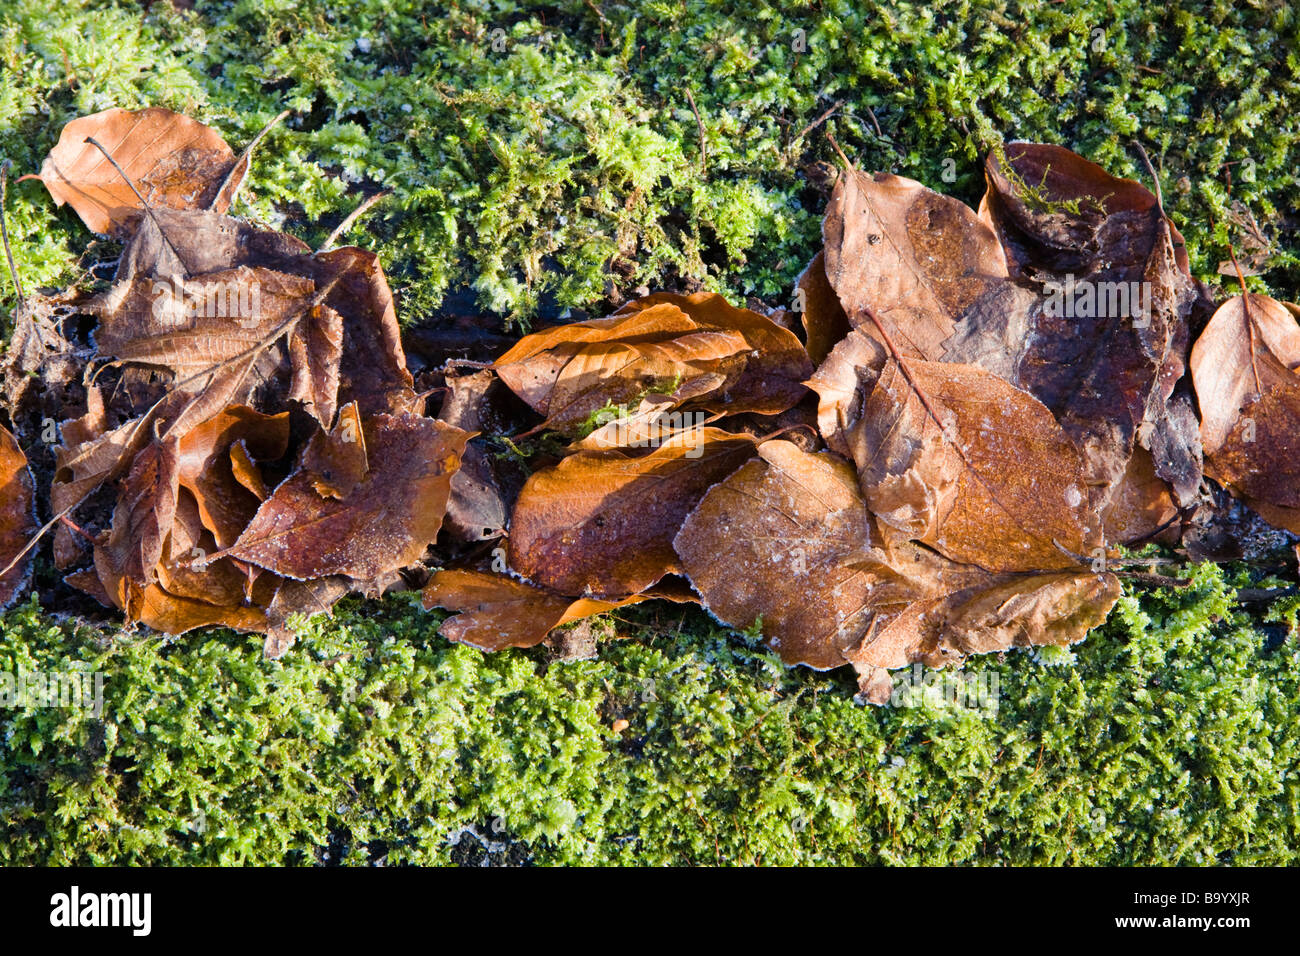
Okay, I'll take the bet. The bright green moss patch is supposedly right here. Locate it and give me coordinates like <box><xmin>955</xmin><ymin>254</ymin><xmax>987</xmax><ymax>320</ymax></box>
<box><xmin>2</xmin><ymin>563</ymin><xmax>1298</xmax><ymax>865</ymax></box>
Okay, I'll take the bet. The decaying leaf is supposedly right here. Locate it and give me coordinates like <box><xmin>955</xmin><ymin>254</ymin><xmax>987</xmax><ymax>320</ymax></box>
<box><xmin>1190</xmin><ymin>293</ymin><xmax>1300</xmax><ymax>533</ymax></box>
<box><xmin>495</xmin><ymin>292</ymin><xmax>810</xmax><ymax>432</ymax></box>
<box><xmin>422</xmin><ymin>568</ymin><xmax>657</xmax><ymax>651</ymax></box>
<box><xmin>508</xmin><ymin>427</ymin><xmax>756</xmax><ymax>597</ymax></box>
<box><xmin>810</xmin><ymin>330</ymin><xmax>1098</xmax><ymax>571</ymax></box>
<box><xmin>674</xmin><ymin>440</ymin><xmax>1120</xmax><ymax>695</ymax></box>
<box><xmin>227</xmin><ymin>413</ymin><xmax>469</xmax><ymax>580</ymax></box>
<box><xmin>0</xmin><ymin>424</ymin><xmax>36</xmax><ymax>607</ymax></box>
<box><xmin>27</xmin><ymin>107</ymin><xmax>242</xmax><ymax>235</ymax></box>
<box><xmin>810</xmin><ymin>143</ymin><xmax>1210</xmax><ymax>537</ymax></box>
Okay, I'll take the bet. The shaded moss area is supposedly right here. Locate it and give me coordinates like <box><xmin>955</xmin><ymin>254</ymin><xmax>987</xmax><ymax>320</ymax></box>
<box><xmin>2</xmin><ymin>563</ymin><xmax>1298</xmax><ymax>865</ymax></box>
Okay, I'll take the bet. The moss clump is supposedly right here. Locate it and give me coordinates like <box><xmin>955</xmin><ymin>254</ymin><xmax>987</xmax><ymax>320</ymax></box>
<box><xmin>2</xmin><ymin>562</ymin><xmax>1297</xmax><ymax>865</ymax></box>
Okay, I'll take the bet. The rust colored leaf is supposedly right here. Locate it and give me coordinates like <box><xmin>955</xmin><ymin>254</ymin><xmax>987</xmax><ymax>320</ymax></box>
<box><xmin>226</xmin><ymin>413</ymin><xmax>469</xmax><ymax>580</ymax></box>
<box><xmin>673</xmin><ymin>440</ymin><xmax>890</xmax><ymax>669</ymax></box>
<box><xmin>0</xmin><ymin>425</ymin><xmax>36</xmax><ymax>607</ymax></box>
<box><xmin>507</xmin><ymin>427</ymin><xmax>756</xmax><ymax>597</ymax></box>
<box><xmin>821</xmin><ymin>168</ymin><xmax>1015</xmax><ymax>362</ymax></box>
<box><xmin>794</xmin><ymin>249</ymin><xmax>851</xmax><ymax>364</ymax></box>
<box><xmin>1190</xmin><ymin>294</ymin><xmax>1300</xmax><ymax>533</ymax></box>
<box><xmin>422</xmin><ymin>569</ymin><xmax>657</xmax><ymax>651</ymax></box>
<box><xmin>810</xmin><ymin>331</ymin><xmax>1098</xmax><ymax>571</ymax></box>
<box><xmin>814</xmin><ymin>144</ymin><xmax>1210</xmax><ymax>526</ymax></box>
<box><xmin>29</xmin><ymin>107</ymin><xmax>241</xmax><ymax>235</ymax></box>
<box><xmin>176</xmin><ymin>405</ymin><xmax>290</xmax><ymax>548</ymax></box>
<box><xmin>979</xmin><ymin>143</ymin><xmax>1209</xmax><ymax>508</ymax></box>
<box><xmin>674</xmin><ymin>440</ymin><xmax>1120</xmax><ymax>681</ymax></box>
<box><xmin>495</xmin><ymin>292</ymin><xmax>810</xmax><ymax>432</ymax></box>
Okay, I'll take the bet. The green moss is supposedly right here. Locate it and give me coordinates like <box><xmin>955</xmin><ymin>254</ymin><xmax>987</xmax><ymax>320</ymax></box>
<box><xmin>2</xmin><ymin>563</ymin><xmax>1298</xmax><ymax>865</ymax></box>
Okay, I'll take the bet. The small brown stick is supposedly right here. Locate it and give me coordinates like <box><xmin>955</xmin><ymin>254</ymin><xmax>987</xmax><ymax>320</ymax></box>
<box><xmin>0</xmin><ymin>158</ymin><xmax>45</xmax><ymax>350</ymax></box>
<box><xmin>0</xmin><ymin>503</ymin><xmax>80</xmax><ymax>577</ymax></box>
<box><xmin>1</xmin><ymin>159</ymin><xmax>27</xmax><ymax>305</ymax></box>
<box><xmin>1114</xmin><ymin>570</ymin><xmax>1192</xmax><ymax>588</ymax></box>
<box><xmin>1234</xmin><ymin>586</ymin><xmax>1299</xmax><ymax>603</ymax></box>
<box><xmin>863</xmin><ymin>105</ymin><xmax>885</xmax><ymax>139</ymax></box>
<box><xmin>213</xmin><ymin>108</ymin><xmax>291</xmax><ymax>212</ymax></box>
<box><xmin>58</xmin><ymin>513</ymin><xmax>96</xmax><ymax>545</ymax></box>
<box><xmin>788</xmin><ymin>99</ymin><xmax>844</xmax><ymax>154</ymax></box>
<box><xmin>684</xmin><ymin>86</ymin><xmax>707</xmax><ymax>173</ymax></box>
<box><xmin>320</xmin><ymin>189</ymin><xmax>392</xmax><ymax>251</ymax></box>
<box><xmin>1131</xmin><ymin>141</ymin><xmax>1164</xmax><ymax>214</ymax></box>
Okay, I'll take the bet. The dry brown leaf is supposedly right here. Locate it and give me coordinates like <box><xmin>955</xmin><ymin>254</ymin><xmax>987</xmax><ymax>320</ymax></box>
<box><xmin>673</xmin><ymin>440</ymin><xmax>891</xmax><ymax>669</ymax></box>
<box><xmin>1190</xmin><ymin>293</ymin><xmax>1300</xmax><ymax>532</ymax></box>
<box><xmin>0</xmin><ymin>424</ymin><xmax>36</xmax><ymax>607</ymax></box>
<box><xmin>176</xmin><ymin>405</ymin><xmax>290</xmax><ymax>548</ymax></box>
<box><xmin>674</xmin><ymin>440</ymin><xmax>1120</xmax><ymax>682</ymax></box>
<box><xmin>979</xmin><ymin>143</ymin><xmax>1208</xmax><ymax>509</ymax></box>
<box><xmin>812</xmin><ymin>144</ymin><xmax>1209</xmax><ymax>532</ymax></box>
<box><xmin>226</xmin><ymin>413</ymin><xmax>469</xmax><ymax>580</ymax></box>
<box><xmin>29</xmin><ymin>107</ymin><xmax>241</xmax><ymax>235</ymax></box>
<box><xmin>507</xmin><ymin>426</ymin><xmax>756</xmax><ymax>597</ymax></box>
<box><xmin>810</xmin><ymin>331</ymin><xmax>1098</xmax><ymax>571</ymax></box>
<box><xmin>821</xmin><ymin>168</ymin><xmax>1015</xmax><ymax>362</ymax></box>
<box><xmin>495</xmin><ymin>292</ymin><xmax>810</xmax><ymax>432</ymax></box>
<box><xmin>422</xmin><ymin>568</ymin><xmax>658</xmax><ymax>651</ymax></box>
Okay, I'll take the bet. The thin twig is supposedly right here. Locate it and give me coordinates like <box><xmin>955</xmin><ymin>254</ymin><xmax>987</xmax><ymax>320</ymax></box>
<box><xmin>83</xmin><ymin>136</ymin><xmax>191</xmax><ymax>274</ymax></box>
<box><xmin>1114</xmin><ymin>570</ymin><xmax>1192</xmax><ymax>588</ymax></box>
<box><xmin>1234</xmin><ymin>586</ymin><xmax>1300</xmax><ymax>603</ymax></box>
<box><xmin>58</xmin><ymin>513</ymin><xmax>96</xmax><ymax>545</ymax></box>
<box><xmin>1</xmin><ymin>159</ymin><xmax>26</xmax><ymax>306</ymax></box>
<box><xmin>320</xmin><ymin>189</ymin><xmax>392</xmax><ymax>251</ymax></box>
<box><xmin>684</xmin><ymin>86</ymin><xmax>707</xmax><ymax>173</ymax></box>
<box><xmin>788</xmin><ymin>99</ymin><xmax>844</xmax><ymax>154</ymax></box>
<box><xmin>863</xmin><ymin>105</ymin><xmax>884</xmax><ymax>139</ymax></box>
<box><xmin>1131</xmin><ymin>141</ymin><xmax>1164</xmax><ymax>214</ymax></box>
<box><xmin>213</xmin><ymin>108</ymin><xmax>291</xmax><ymax>211</ymax></box>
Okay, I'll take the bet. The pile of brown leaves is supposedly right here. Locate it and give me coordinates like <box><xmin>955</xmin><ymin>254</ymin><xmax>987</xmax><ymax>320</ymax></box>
<box><xmin>2</xmin><ymin>108</ymin><xmax>1297</xmax><ymax>700</ymax></box>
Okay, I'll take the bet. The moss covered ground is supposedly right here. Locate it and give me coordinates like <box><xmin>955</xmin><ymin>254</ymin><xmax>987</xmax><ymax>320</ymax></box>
<box><xmin>2</xmin><ymin>0</ymin><xmax>1299</xmax><ymax>864</ymax></box>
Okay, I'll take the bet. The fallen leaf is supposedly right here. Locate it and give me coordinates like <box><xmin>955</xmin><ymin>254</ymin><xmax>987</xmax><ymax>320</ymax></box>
<box><xmin>508</xmin><ymin>426</ymin><xmax>756</xmax><ymax>597</ymax></box>
<box><xmin>0</xmin><ymin>425</ymin><xmax>36</xmax><ymax>607</ymax></box>
<box><xmin>810</xmin><ymin>331</ymin><xmax>1098</xmax><ymax>571</ymax></box>
<box><xmin>422</xmin><ymin>568</ymin><xmax>655</xmax><ymax>651</ymax></box>
<box><xmin>1190</xmin><ymin>293</ymin><xmax>1300</xmax><ymax>532</ymax></box>
<box><xmin>495</xmin><ymin>292</ymin><xmax>810</xmax><ymax>432</ymax></box>
<box><xmin>226</xmin><ymin>413</ymin><xmax>469</xmax><ymax>580</ymax></box>
<box><xmin>28</xmin><ymin>107</ymin><xmax>241</xmax><ymax>235</ymax></box>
